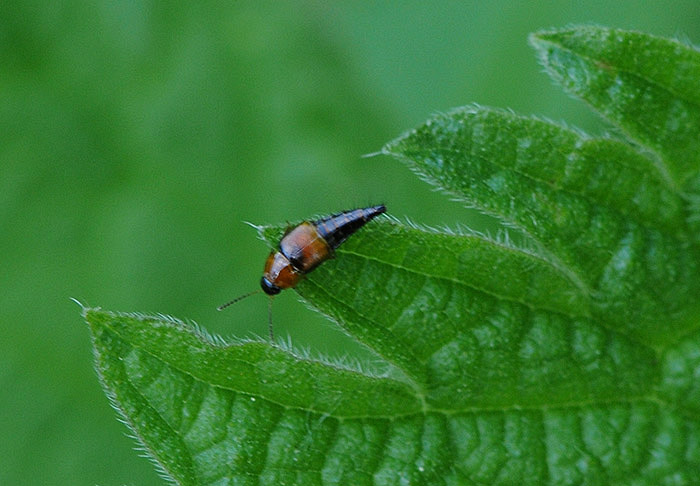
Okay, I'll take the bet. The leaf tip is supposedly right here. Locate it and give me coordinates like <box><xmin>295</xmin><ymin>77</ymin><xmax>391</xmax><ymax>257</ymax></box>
<box><xmin>528</xmin><ymin>24</ymin><xmax>611</xmax><ymax>55</ymax></box>
<box><xmin>361</xmin><ymin>150</ymin><xmax>383</xmax><ymax>159</ymax></box>
<box><xmin>380</xmin><ymin>139</ymin><xmax>398</xmax><ymax>157</ymax></box>
<box><xmin>528</xmin><ymin>27</ymin><xmax>568</xmax><ymax>63</ymax></box>
<box><xmin>70</xmin><ymin>297</ymin><xmax>85</xmax><ymax>310</ymax></box>
<box><xmin>527</xmin><ymin>29</ymin><xmax>546</xmax><ymax>47</ymax></box>
<box><xmin>528</xmin><ymin>26</ymin><xmax>564</xmax><ymax>46</ymax></box>
<box><xmin>71</xmin><ymin>297</ymin><xmax>96</xmax><ymax>320</ymax></box>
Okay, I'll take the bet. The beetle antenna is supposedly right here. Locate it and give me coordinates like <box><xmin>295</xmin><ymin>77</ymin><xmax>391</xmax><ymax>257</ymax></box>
<box><xmin>217</xmin><ymin>289</ymin><xmax>261</xmax><ymax>311</ymax></box>
<box><xmin>268</xmin><ymin>297</ymin><xmax>275</xmax><ymax>342</ymax></box>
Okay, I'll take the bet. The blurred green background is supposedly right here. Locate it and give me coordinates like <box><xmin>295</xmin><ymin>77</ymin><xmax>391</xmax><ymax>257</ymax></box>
<box><xmin>2</xmin><ymin>1</ymin><xmax>699</xmax><ymax>484</ymax></box>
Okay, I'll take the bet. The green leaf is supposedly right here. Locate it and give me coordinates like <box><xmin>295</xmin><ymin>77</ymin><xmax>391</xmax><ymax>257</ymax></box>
<box><xmin>86</xmin><ymin>307</ymin><xmax>421</xmax><ymax>485</ymax></box>
<box><xmin>382</xmin><ymin>105</ymin><xmax>700</xmax><ymax>345</ymax></box>
<box><xmin>87</xmin><ymin>26</ymin><xmax>700</xmax><ymax>485</ymax></box>
<box><xmin>529</xmin><ymin>26</ymin><xmax>700</xmax><ymax>189</ymax></box>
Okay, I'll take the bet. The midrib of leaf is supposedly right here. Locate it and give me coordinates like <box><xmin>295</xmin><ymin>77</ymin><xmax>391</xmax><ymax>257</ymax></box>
<box><xmin>434</xmin><ymin>140</ymin><xmax>680</xmax><ymax>235</ymax></box>
<box><xmin>340</xmin><ymin>239</ymin><xmax>590</xmax><ymax>320</ymax></box>
<box><xmin>330</xmin><ymin>247</ymin><xmax>654</xmax><ymax>363</ymax></box>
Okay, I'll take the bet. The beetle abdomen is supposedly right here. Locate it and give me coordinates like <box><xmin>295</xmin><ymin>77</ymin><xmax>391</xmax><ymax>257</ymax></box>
<box><xmin>313</xmin><ymin>204</ymin><xmax>386</xmax><ymax>250</ymax></box>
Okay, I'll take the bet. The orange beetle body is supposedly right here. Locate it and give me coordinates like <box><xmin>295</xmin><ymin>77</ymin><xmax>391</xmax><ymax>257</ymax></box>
<box><xmin>260</xmin><ymin>205</ymin><xmax>386</xmax><ymax>295</ymax></box>
<box><xmin>218</xmin><ymin>205</ymin><xmax>386</xmax><ymax>340</ymax></box>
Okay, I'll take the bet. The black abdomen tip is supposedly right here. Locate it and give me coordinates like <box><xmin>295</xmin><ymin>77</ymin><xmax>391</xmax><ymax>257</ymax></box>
<box><xmin>314</xmin><ymin>205</ymin><xmax>387</xmax><ymax>250</ymax></box>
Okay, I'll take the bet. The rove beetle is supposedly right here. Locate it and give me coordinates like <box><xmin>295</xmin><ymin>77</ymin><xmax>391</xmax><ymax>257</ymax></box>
<box><xmin>218</xmin><ymin>204</ymin><xmax>386</xmax><ymax>340</ymax></box>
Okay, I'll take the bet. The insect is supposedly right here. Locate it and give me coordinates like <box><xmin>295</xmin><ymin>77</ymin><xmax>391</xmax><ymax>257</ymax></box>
<box><xmin>218</xmin><ymin>204</ymin><xmax>386</xmax><ymax>340</ymax></box>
